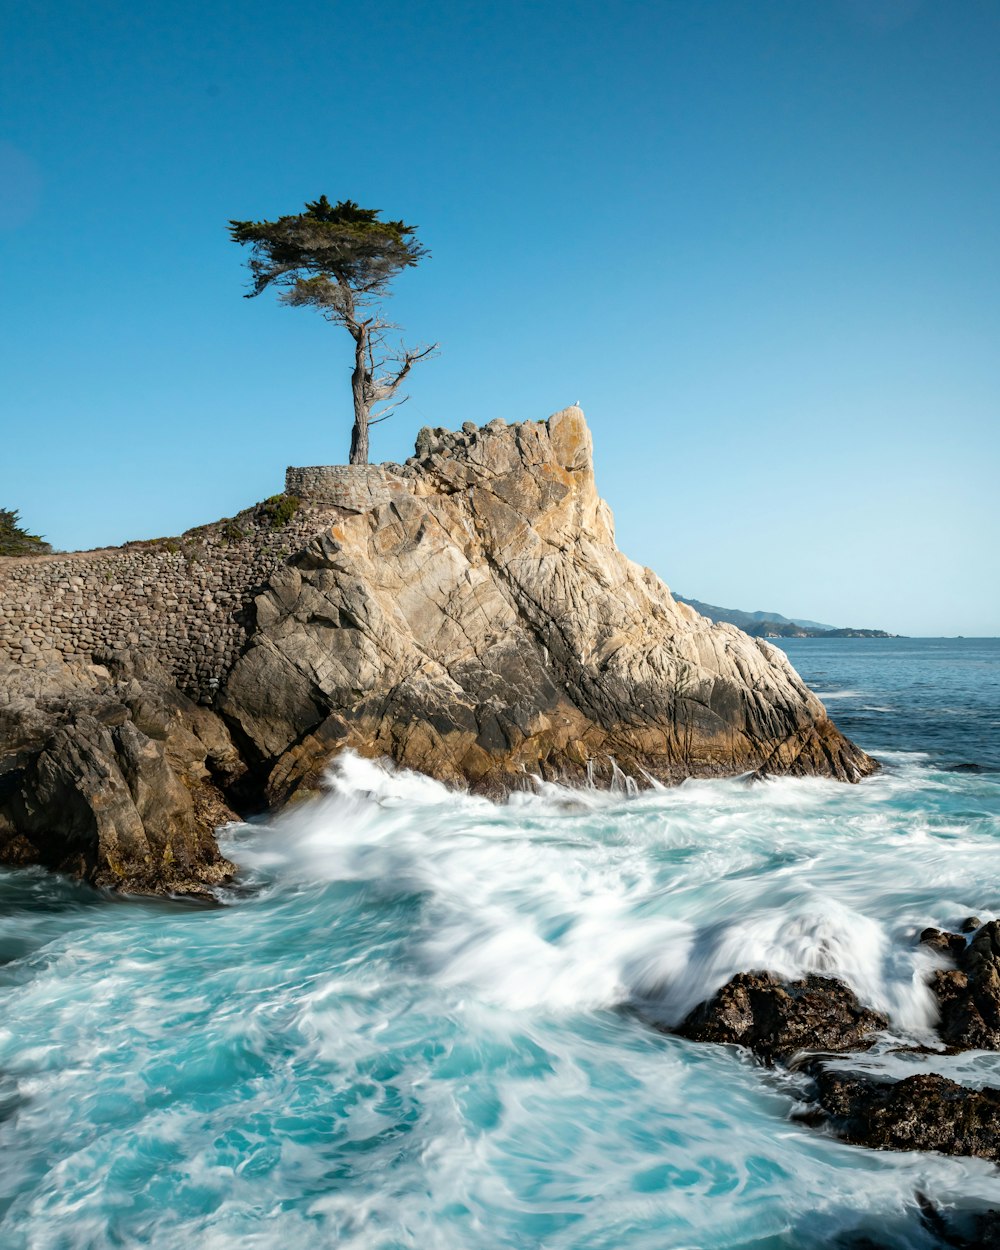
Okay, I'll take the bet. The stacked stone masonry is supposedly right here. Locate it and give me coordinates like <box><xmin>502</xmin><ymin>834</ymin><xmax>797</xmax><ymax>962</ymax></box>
<box><xmin>2</xmin><ymin>434</ymin><xmax>499</xmax><ymax>700</ymax></box>
<box><xmin>0</xmin><ymin>498</ymin><xmax>348</xmax><ymax>702</ymax></box>
<box><xmin>285</xmin><ymin>464</ymin><xmax>415</xmax><ymax>511</ymax></box>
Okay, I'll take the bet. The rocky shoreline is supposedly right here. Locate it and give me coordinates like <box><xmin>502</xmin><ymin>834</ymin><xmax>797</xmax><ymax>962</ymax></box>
<box><xmin>1</xmin><ymin>408</ymin><xmax>876</xmax><ymax>895</ymax></box>
<box><xmin>654</xmin><ymin>919</ymin><xmax>1000</xmax><ymax>1174</ymax></box>
<box><xmin>2</xmin><ymin>418</ymin><xmax>997</xmax><ymax>1220</ymax></box>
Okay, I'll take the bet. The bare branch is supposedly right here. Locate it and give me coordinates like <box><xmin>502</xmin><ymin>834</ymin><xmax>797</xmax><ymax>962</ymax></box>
<box><xmin>361</xmin><ymin>340</ymin><xmax>433</xmax><ymax>402</ymax></box>
<box><xmin>369</xmin><ymin>396</ymin><xmax>411</xmax><ymax>424</ymax></box>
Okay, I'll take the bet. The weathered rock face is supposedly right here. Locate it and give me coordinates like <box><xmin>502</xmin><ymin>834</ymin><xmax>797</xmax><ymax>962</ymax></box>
<box><xmin>220</xmin><ymin>408</ymin><xmax>877</xmax><ymax>801</ymax></box>
<box><xmin>674</xmin><ymin>971</ymin><xmax>889</xmax><ymax>1064</ymax></box>
<box><xmin>0</xmin><ymin>653</ymin><xmax>238</xmax><ymax>895</ymax></box>
<box><xmin>0</xmin><ymin>406</ymin><xmax>875</xmax><ymax>892</ymax></box>
<box><xmin>922</xmin><ymin>920</ymin><xmax>1000</xmax><ymax>1050</ymax></box>
<box><xmin>670</xmin><ymin>918</ymin><xmax>1000</xmax><ymax>1169</ymax></box>
<box><xmin>809</xmin><ymin>1068</ymin><xmax>1000</xmax><ymax>1164</ymax></box>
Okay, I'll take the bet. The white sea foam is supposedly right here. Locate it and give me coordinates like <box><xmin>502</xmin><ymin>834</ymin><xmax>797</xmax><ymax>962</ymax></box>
<box><xmin>228</xmin><ymin>753</ymin><xmax>997</xmax><ymax>1038</ymax></box>
<box><xmin>4</xmin><ymin>748</ymin><xmax>1000</xmax><ymax>1249</ymax></box>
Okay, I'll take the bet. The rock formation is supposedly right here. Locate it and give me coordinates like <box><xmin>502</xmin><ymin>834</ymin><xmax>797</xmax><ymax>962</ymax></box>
<box><xmin>1</xmin><ymin>406</ymin><xmax>877</xmax><ymax>893</ymax></box>
<box><xmin>922</xmin><ymin>920</ymin><xmax>1000</xmax><ymax>1050</ymax></box>
<box><xmin>670</xmin><ymin>917</ymin><xmax>1000</xmax><ymax>1168</ymax></box>
<box><xmin>0</xmin><ymin>652</ymin><xmax>239</xmax><ymax>895</ymax></box>
<box><xmin>808</xmin><ymin>1068</ymin><xmax>1000</xmax><ymax>1164</ymax></box>
<box><xmin>220</xmin><ymin>407</ymin><xmax>877</xmax><ymax>803</ymax></box>
<box><xmin>674</xmin><ymin>971</ymin><xmax>889</xmax><ymax>1064</ymax></box>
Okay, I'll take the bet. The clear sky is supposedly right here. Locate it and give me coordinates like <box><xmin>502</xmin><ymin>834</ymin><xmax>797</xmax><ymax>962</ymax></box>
<box><xmin>2</xmin><ymin>0</ymin><xmax>998</xmax><ymax>635</ymax></box>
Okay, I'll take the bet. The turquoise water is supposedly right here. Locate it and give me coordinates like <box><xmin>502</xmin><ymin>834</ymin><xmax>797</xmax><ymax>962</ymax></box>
<box><xmin>2</xmin><ymin>639</ymin><xmax>999</xmax><ymax>1249</ymax></box>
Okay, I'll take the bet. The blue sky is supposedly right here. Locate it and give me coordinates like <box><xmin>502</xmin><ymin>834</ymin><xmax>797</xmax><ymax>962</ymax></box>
<box><xmin>2</xmin><ymin>0</ymin><xmax>998</xmax><ymax>635</ymax></box>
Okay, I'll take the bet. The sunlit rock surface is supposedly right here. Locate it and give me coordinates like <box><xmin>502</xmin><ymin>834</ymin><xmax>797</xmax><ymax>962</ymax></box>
<box><xmin>222</xmin><ymin>407</ymin><xmax>876</xmax><ymax>802</ymax></box>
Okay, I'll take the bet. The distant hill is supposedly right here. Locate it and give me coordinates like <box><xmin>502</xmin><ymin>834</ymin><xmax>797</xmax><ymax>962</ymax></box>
<box><xmin>675</xmin><ymin>596</ymin><xmax>898</xmax><ymax>639</ymax></box>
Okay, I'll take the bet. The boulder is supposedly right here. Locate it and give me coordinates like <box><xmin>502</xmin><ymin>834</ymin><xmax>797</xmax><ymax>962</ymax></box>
<box><xmin>674</xmin><ymin>971</ymin><xmax>888</xmax><ymax>1063</ymax></box>
<box><xmin>922</xmin><ymin>920</ymin><xmax>1000</xmax><ymax>1050</ymax></box>
<box><xmin>809</xmin><ymin>1068</ymin><xmax>1000</xmax><ymax>1164</ymax></box>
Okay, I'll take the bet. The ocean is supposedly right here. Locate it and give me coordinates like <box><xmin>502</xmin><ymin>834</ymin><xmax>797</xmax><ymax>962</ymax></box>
<box><xmin>1</xmin><ymin>637</ymin><xmax>998</xmax><ymax>1249</ymax></box>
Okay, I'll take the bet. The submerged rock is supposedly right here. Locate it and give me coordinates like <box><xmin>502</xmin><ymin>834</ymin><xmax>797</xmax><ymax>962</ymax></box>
<box><xmin>914</xmin><ymin>1194</ymin><xmax>1000</xmax><ymax>1250</ymax></box>
<box><xmin>0</xmin><ymin>653</ymin><xmax>237</xmax><ymax>895</ymax></box>
<box><xmin>674</xmin><ymin>971</ymin><xmax>889</xmax><ymax>1063</ymax></box>
<box><xmin>220</xmin><ymin>407</ymin><xmax>877</xmax><ymax>802</ymax></box>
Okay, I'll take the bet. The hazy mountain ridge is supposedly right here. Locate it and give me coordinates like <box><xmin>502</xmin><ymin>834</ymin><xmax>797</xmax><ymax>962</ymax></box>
<box><xmin>676</xmin><ymin>596</ymin><xmax>898</xmax><ymax>639</ymax></box>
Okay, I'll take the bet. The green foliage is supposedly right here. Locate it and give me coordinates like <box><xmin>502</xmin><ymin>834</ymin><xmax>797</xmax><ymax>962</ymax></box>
<box><xmin>230</xmin><ymin>195</ymin><xmax>436</xmax><ymax>465</ymax></box>
<box><xmin>123</xmin><ymin>536</ymin><xmax>174</xmax><ymax>550</ymax></box>
<box><xmin>262</xmin><ymin>494</ymin><xmax>300</xmax><ymax>529</ymax></box>
<box><xmin>221</xmin><ymin>518</ymin><xmax>245</xmax><ymax>544</ymax></box>
<box><xmin>229</xmin><ymin>196</ymin><xmax>427</xmax><ymax>307</ymax></box>
<box><xmin>0</xmin><ymin>508</ymin><xmax>52</xmax><ymax>557</ymax></box>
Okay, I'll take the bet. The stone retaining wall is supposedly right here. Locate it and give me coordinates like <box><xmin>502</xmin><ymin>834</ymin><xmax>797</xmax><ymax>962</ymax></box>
<box><xmin>0</xmin><ymin>499</ymin><xmax>343</xmax><ymax>701</ymax></box>
<box><xmin>285</xmin><ymin>464</ymin><xmax>415</xmax><ymax>511</ymax></box>
<box><xmin>1</xmin><ymin>457</ymin><xmax>453</xmax><ymax>701</ymax></box>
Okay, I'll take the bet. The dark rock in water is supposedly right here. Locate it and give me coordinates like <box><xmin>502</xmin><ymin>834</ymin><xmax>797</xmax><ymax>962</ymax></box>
<box><xmin>919</xmin><ymin>926</ymin><xmax>967</xmax><ymax>959</ymax></box>
<box><xmin>961</xmin><ymin>916</ymin><xmax>983</xmax><ymax>934</ymax></box>
<box><xmin>0</xmin><ymin>653</ymin><xmax>238</xmax><ymax>896</ymax></box>
<box><xmin>800</xmin><ymin>1199</ymin><xmax>1000</xmax><ymax>1250</ymax></box>
<box><xmin>810</xmin><ymin>1067</ymin><xmax>1000</xmax><ymax>1164</ymax></box>
<box><xmin>915</xmin><ymin>1194</ymin><xmax>1000</xmax><ymax>1250</ymax></box>
<box><xmin>667</xmin><ymin>937</ymin><xmax>1000</xmax><ymax>1174</ymax></box>
<box><xmin>675</xmin><ymin>971</ymin><xmax>888</xmax><ymax>1063</ymax></box>
<box><xmin>925</xmin><ymin>920</ymin><xmax>1000</xmax><ymax>1050</ymax></box>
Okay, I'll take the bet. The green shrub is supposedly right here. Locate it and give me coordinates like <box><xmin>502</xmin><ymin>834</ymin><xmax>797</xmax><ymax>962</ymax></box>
<box><xmin>0</xmin><ymin>508</ymin><xmax>52</xmax><ymax>556</ymax></box>
<box><xmin>262</xmin><ymin>494</ymin><xmax>300</xmax><ymax>529</ymax></box>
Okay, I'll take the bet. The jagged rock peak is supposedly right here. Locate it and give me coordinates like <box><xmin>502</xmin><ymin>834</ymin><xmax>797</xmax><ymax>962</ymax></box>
<box><xmin>405</xmin><ymin>406</ymin><xmax>590</xmax><ymax>469</ymax></box>
<box><xmin>221</xmin><ymin>405</ymin><xmax>877</xmax><ymax>802</ymax></box>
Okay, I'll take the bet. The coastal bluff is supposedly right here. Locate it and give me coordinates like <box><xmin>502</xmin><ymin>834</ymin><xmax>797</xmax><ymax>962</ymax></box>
<box><xmin>222</xmin><ymin>407</ymin><xmax>876</xmax><ymax>801</ymax></box>
<box><xmin>1</xmin><ymin>407</ymin><xmax>876</xmax><ymax>893</ymax></box>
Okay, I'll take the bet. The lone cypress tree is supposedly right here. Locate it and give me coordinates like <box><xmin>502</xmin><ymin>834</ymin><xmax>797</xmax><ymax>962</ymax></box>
<box><xmin>229</xmin><ymin>197</ymin><xmax>437</xmax><ymax>464</ymax></box>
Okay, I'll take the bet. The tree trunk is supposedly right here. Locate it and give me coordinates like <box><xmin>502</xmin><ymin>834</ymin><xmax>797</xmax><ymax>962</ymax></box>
<box><xmin>349</xmin><ymin>327</ymin><xmax>369</xmax><ymax>465</ymax></box>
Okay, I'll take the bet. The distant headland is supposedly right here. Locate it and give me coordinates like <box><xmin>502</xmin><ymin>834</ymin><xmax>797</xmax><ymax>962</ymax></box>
<box><xmin>675</xmin><ymin>596</ymin><xmax>902</xmax><ymax>639</ymax></box>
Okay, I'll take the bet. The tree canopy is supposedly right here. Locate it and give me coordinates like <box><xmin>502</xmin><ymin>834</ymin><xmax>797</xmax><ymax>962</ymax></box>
<box><xmin>0</xmin><ymin>508</ymin><xmax>52</xmax><ymax>557</ymax></box>
<box><xmin>229</xmin><ymin>196</ymin><xmax>427</xmax><ymax>304</ymax></box>
<box><xmin>229</xmin><ymin>196</ymin><xmax>436</xmax><ymax>464</ymax></box>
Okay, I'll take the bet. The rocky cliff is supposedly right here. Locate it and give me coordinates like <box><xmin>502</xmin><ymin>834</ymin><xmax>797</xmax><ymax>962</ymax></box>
<box><xmin>0</xmin><ymin>406</ymin><xmax>876</xmax><ymax>894</ymax></box>
<box><xmin>221</xmin><ymin>407</ymin><xmax>876</xmax><ymax>804</ymax></box>
<box><xmin>0</xmin><ymin>652</ymin><xmax>239</xmax><ymax>895</ymax></box>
